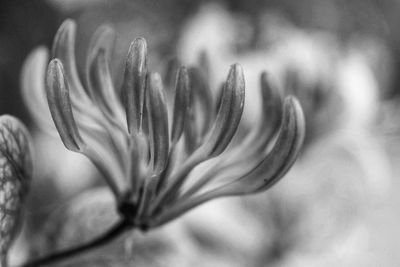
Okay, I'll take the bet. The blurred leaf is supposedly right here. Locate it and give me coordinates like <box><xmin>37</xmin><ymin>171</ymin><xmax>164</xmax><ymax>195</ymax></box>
<box><xmin>0</xmin><ymin>115</ymin><xmax>32</xmax><ymax>266</ymax></box>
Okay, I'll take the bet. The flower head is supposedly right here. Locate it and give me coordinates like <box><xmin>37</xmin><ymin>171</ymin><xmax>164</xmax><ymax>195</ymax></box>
<box><xmin>24</xmin><ymin>19</ymin><xmax>305</xmax><ymax>230</ymax></box>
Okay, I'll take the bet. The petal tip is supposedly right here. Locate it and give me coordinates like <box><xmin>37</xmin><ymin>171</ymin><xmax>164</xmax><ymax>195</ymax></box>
<box><xmin>130</xmin><ymin>37</ymin><xmax>148</xmax><ymax>56</ymax></box>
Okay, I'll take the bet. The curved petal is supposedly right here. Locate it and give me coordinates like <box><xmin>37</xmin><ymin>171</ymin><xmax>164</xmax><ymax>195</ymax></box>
<box><xmin>52</xmin><ymin>20</ymin><xmax>112</xmax><ymax>137</ymax></box>
<box><xmin>201</xmin><ymin>96</ymin><xmax>305</xmax><ymax>196</ymax></box>
<box><xmin>89</xmin><ymin>48</ymin><xmax>126</xmax><ymax>129</ymax></box>
<box><xmin>188</xmin><ymin>67</ymin><xmax>214</xmax><ymax>138</ymax></box>
<box><xmin>179</xmin><ymin>72</ymin><xmax>284</xmax><ymax>197</ymax></box>
<box><xmin>146</xmin><ymin>73</ymin><xmax>169</xmax><ymax>175</ymax></box>
<box><xmin>171</xmin><ymin>67</ymin><xmax>190</xmax><ymax>144</ymax></box>
<box><xmin>46</xmin><ymin>59</ymin><xmax>83</xmax><ymax>152</ymax></box>
<box><xmin>122</xmin><ymin>38</ymin><xmax>147</xmax><ymax>134</ymax></box>
<box><xmin>183</xmin><ymin>99</ymin><xmax>199</xmax><ymax>154</ymax></box>
<box><xmin>149</xmin><ymin>64</ymin><xmax>245</xmax><ymax>213</ymax></box>
<box><xmin>21</xmin><ymin>47</ymin><xmax>54</xmax><ymax>132</ymax></box>
<box><xmin>47</xmin><ymin>59</ymin><xmax>126</xmax><ymax>199</ymax></box>
<box><xmin>164</xmin><ymin>57</ymin><xmax>180</xmax><ymax>90</ymax></box>
<box><xmin>150</xmin><ymin>97</ymin><xmax>305</xmax><ymax>227</ymax></box>
<box><xmin>196</xmin><ymin>63</ymin><xmax>245</xmax><ymax>158</ymax></box>
<box><xmin>85</xmin><ymin>24</ymin><xmax>116</xmax><ymax>97</ymax></box>
<box><xmin>252</xmin><ymin>71</ymin><xmax>283</xmax><ymax>153</ymax></box>
<box><xmin>52</xmin><ymin>19</ymin><xmax>90</xmax><ymax>101</ymax></box>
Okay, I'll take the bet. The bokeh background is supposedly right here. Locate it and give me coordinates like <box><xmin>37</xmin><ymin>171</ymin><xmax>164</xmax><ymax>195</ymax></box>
<box><xmin>3</xmin><ymin>0</ymin><xmax>400</xmax><ymax>266</ymax></box>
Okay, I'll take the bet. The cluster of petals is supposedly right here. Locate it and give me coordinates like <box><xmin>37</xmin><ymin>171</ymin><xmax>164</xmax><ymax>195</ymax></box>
<box><xmin>22</xmin><ymin>19</ymin><xmax>305</xmax><ymax>230</ymax></box>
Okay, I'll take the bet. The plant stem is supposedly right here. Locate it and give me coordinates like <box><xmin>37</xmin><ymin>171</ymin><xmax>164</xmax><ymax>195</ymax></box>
<box><xmin>17</xmin><ymin>220</ymin><xmax>132</xmax><ymax>267</ymax></box>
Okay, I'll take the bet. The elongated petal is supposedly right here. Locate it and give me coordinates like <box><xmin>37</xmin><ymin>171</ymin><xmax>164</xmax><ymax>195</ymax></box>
<box><xmin>198</xmin><ymin>64</ymin><xmax>245</xmax><ymax>157</ymax></box>
<box><xmin>183</xmin><ymin>99</ymin><xmax>199</xmax><ymax>154</ymax></box>
<box><xmin>257</xmin><ymin>72</ymin><xmax>283</xmax><ymax>145</ymax></box>
<box><xmin>192</xmin><ymin>97</ymin><xmax>303</xmax><ymax>197</ymax></box>
<box><xmin>212</xmin><ymin>64</ymin><xmax>245</xmax><ymax>155</ymax></box>
<box><xmin>171</xmin><ymin>67</ymin><xmax>190</xmax><ymax>144</ymax></box>
<box><xmin>150</xmin><ymin>65</ymin><xmax>245</xmax><ymax>212</ymax></box>
<box><xmin>85</xmin><ymin>24</ymin><xmax>116</xmax><ymax>98</ymax></box>
<box><xmin>250</xmin><ymin>97</ymin><xmax>305</xmax><ymax>189</ymax></box>
<box><xmin>51</xmin><ymin>19</ymin><xmax>88</xmax><ymax>100</ymax></box>
<box><xmin>164</xmin><ymin>57</ymin><xmax>180</xmax><ymax>90</ymax></box>
<box><xmin>46</xmin><ymin>59</ymin><xmax>83</xmax><ymax>152</ymax></box>
<box><xmin>127</xmin><ymin>134</ymin><xmax>149</xmax><ymax>204</ymax></box>
<box><xmin>146</xmin><ymin>73</ymin><xmax>169</xmax><ymax>175</ymax></box>
<box><xmin>89</xmin><ymin>49</ymin><xmax>115</xmax><ymax>114</ymax></box>
<box><xmin>151</xmin><ymin>97</ymin><xmax>304</xmax><ymax>227</ymax></box>
<box><xmin>180</xmin><ymin>67</ymin><xmax>214</xmax><ymax>154</ymax></box>
<box><xmin>188</xmin><ymin>67</ymin><xmax>214</xmax><ymax>136</ymax></box>
<box><xmin>235</xmin><ymin>71</ymin><xmax>283</xmax><ymax>157</ymax></box>
<box><xmin>179</xmin><ymin>72</ymin><xmax>284</xmax><ymax>198</ymax></box>
<box><xmin>139</xmin><ymin>74</ymin><xmax>170</xmax><ymax>217</ymax></box>
<box><xmin>52</xmin><ymin>20</ymin><xmax>119</xmax><ymax>138</ymax></box>
<box><xmin>212</xmin><ymin>96</ymin><xmax>305</xmax><ymax>195</ymax></box>
<box><xmin>153</xmin><ymin>68</ymin><xmax>190</xmax><ymax>199</ymax></box>
<box><xmin>86</xmin><ymin>49</ymin><xmax>129</xmax><ymax>175</ymax></box>
<box><xmin>122</xmin><ymin>38</ymin><xmax>147</xmax><ymax>134</ymax></box>
<box><xmin>214</xmin><ymin>82</ymin><xmax>225</xmax><ymax>115</ymax></box>
<box><xmin>88</xmin><ymin>25</ymin><xmax>116</xmax><ymax>58</ymax></box>
<box><xmin>89</xmin><ymin>48</ymin><xmax>125</xmax><ymax>123</ymax></box>
<box><xmin>21</xmin><ymin>47</ymin><xmax>53</xmax><ymax>131</ymax></box>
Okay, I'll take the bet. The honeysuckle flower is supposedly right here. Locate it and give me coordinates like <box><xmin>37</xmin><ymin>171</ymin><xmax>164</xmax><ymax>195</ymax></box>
<box><xmin>24</xmin><ymin>19</ymin><xmax>305</xmax><ymax>232</ymax></box>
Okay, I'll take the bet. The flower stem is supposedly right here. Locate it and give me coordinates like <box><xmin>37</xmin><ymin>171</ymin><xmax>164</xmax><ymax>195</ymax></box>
<box><xmin>16</xmin><ymin>219</ymin><xmax>132</xmax><ymax>267</ymax></box>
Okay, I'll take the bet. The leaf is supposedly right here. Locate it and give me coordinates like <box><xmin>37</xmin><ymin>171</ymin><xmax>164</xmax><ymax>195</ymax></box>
<box><xmin>0</xmin><ymin>115</ymin><xmax>33</xmax><ymax>266</ymax></box>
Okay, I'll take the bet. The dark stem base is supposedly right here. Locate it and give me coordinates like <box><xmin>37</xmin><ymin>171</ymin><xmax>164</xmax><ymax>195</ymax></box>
<box><xmin>16</xmin><ymin>220</ymin><xmax>132</xmax><ymax>267</ymax></box>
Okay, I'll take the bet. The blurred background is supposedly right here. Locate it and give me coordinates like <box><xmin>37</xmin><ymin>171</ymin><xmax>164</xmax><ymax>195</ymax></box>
<box><xmin>3</xmin><ymin>0</ymin><xmax>400</xmax><ymax>266</ymax></box>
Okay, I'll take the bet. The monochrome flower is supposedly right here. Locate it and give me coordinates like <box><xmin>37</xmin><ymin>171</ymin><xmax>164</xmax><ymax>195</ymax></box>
<box><xmin>23</xmin><ymin>19</ymin><xmax>305</xmax><ymax>231</ymax></box>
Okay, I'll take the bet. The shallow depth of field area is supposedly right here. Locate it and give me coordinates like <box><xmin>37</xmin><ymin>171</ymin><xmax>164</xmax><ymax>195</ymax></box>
<box><xmin>2</xmin><ymin>1</ymin><xmax>400</xmax><ymax>266</ymax></box>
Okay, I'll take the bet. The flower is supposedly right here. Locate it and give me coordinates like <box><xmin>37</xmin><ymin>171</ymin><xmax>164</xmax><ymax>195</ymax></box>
<box><xmin>25</xmin><ymin>19</ymin><xmax>305</xmax><ymax>231</ymax></box>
